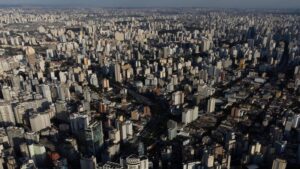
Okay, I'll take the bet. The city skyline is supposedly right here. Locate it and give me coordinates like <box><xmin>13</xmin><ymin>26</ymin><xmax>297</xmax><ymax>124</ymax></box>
<box><xmin>0</xmin><ymin>2</ymin><xmax>299</xmax><ymax>169</ymax></box>
<box><xmin>0</xmin><ymin>0</ymin><xmax>300</xmax><ymax>9</ymax></box>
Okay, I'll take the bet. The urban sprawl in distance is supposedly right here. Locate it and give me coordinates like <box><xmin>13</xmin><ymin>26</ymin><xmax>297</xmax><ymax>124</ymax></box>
<box><xmin>0</xmin><ymin>7</ymin><xmax>299</xmax><ymax>169</ymax></box>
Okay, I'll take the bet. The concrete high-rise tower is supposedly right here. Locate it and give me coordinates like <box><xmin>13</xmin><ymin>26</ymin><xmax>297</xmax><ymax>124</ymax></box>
<box><xmin>207</xmin><ymin>98</ymin><xmax>216</xmax><ymax>113</ymax></box>
<box><xmin>114</xmin><ymin>63</ymin><xmax>123</xmax><ymax>83</ymax></box>
<box><xmin>272</xmin><ymin>158</ymin><xmax>287</xmax><ymax>169</ymax></box>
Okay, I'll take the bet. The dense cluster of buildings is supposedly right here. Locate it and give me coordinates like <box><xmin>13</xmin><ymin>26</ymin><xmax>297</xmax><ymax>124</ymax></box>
<box><xmin>0</xmin><ymin>7</ymin><xmax>299</xmax><ymax>169</ymax></box>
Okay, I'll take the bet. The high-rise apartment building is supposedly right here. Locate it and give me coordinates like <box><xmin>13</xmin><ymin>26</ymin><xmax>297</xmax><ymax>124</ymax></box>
<box><xmin>207</xmin><ymin>98</ymin><xmax>216</xmax><ymax>113</ymax></box>
<box><xmin>114</xmin><ymin>63</ymin><xmax>123</xmax><ymax>83</ymax></box>
<box><xmin>272</xmin><ymin>158</ymin><xmax>287</xmax><ymax>169</ymax></box>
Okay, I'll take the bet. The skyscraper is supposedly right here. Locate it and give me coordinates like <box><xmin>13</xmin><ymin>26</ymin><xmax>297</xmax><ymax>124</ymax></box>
<box><xmin>70</xmin><ymin>113</ymin><xmax>89</xmax><ymax>134</ymax></box>
<box><xmin>1</xmin><ymin>86</ymin><xmax>11</xmax><ymax>101</ymax></box>
<box><xmin>172</xmin><ymin>91</ymin><xmax>185</xmax><ymax>105</ymax></box>
<box><xmin>114</xmin><ymin>63</ymin><xmax>123</xmax><ymax>83</ymax></box>
<box><xmin>84</xmin><ymin>121</ymin><xmax>104</xmax><ymax>156</ymax></box>
<box><xmin>102</xmin><ymin>78</ymin><xmax>110</xmax><ymax>89</ymax></box>
<box><xmin>29</xmin><ymin>113</ymin><xmax>51</xmax><ymax>132</ymax></box>
<box><xmin>207</xmin><ymin>98</ymin><xmax>216</xmax><ymax>113</ymax></box>
<box><xmin>167</xmin><ymin>120</ymin><xmax>178</xmax><ymax>140</ymax></box>
<box><xmin>0</xmin><ymin>102</ymin><xmax>16</xmax><ymax>126</ymax></box>
<box><xmin>28</xmin><ymin>144</ymin><xmax>47</xmax><ymax>166</ymax></box>
<box><xmin>40</xmin><ymin>84</ymin><xmax>52</xmax><ymax>103</ymax></box>
<box><xmin>90</xmin><ymin>73</ymin><xmax>99</xmax><ymax>88</ymax></box>
<box><xmin>272</xmin><ymin>158</ymin><xmax>287</xmax><ymax>169</ymax></box>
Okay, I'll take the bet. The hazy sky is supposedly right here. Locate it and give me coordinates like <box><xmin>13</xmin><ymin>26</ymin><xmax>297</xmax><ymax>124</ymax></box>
<box><xmin>0</xmin><ymin>0</ymin><xmax>299</xmax><ymax>8</ymax></box>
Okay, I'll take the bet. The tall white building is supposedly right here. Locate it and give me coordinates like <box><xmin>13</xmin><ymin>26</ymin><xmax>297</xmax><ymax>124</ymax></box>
<box><xmin>191</xmin><ymin>106</ymin><xmax>199</xmax><ymax>121</ymax></box>
<box><xmin>167</xmin><ymin>120</ymin><xmax>177</xmax><ymax>140</ymax></box>
<box><xmin>90</xmin><ymin>73</ymin><xmax>99</xmax><ymax>88</ymax></box>
<box><xmin>201</xmin><ymin>38</ymin><xmax>211</xmax><ymax>52</ymax></box>
<box><xmin>182</xmin><ymin>110</ymin><xmax>191</xmax><ymax>125</ymax></box>
<box><xmin>29</xmin><ymin>113</ymin><xmax>51</xmax><ymax>132</ymax></box>
<box><xmin>205</xmin><ymin>155</ymin><xmax>214</xmax><ymax>168</ymax></box>
<box><xmin>0</xmin><ymin>102</ymin><xmax>15</xmax><ymax>125</ymax></box>
<box><xmin>182</xmin><ymin>106</ymin><xmax>199</xmax><ymax>125</ymax></box>
<box><xmin>125</xmin><ymin>120</ymin><xmax>133</xmax><ymax>139</ymax></box>
<box><xmin>115</xmin><ymin>63</ymin><xmax>123</xmax><ymax>83</ymax></box>
<box><xmin>292</xmin><ymin>114</ymin><xmax>300</xmax><ymax>128</ymax></box>
<box><xmin>272</xmin><ymin>158</ymin><xmax>287</xmax><ymax>169</ymax></box>
<box><xmin>28</xmin><ymin>144</ymin><xmax>46</xmax><ymax>165</ymax></box>
<box><xmin>207</xmin><ymin>98</ymin><xmax>216</xmax><ymax>113</ymax></box>
<box><xmin>172</xmin><ymin>91</ymin><xmax>185</xmax><ymax>105</ymax></box>
<box><xmin>59</xmin><ymin>71</ymin><xmax>67</xmax><ymax>83</ymax></box>
<box><xmin>40</xmin><ymin>84</ymin><xmax>52</xmax><ymax>103</ymax></box>
<box><xmin>1</xmin><ymin>86</ymin><xmax>11</xmax><ymax>101</ymax></box>
<box><xmin>120</xmin><ymin>122</ymin><xmax>127</xmax><ymax>141</ymax></box>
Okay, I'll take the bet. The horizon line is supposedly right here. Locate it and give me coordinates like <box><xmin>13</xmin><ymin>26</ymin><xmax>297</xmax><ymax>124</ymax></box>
<box><xmin>0</xmin><ymin>4</ymin><xmax>299</xmax><ymax>10</ymax></box>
